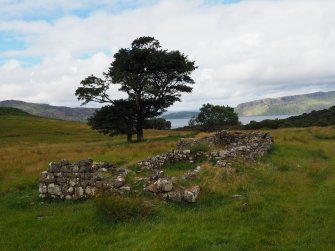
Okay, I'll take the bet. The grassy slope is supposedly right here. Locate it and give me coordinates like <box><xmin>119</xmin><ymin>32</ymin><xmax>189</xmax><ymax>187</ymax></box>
<box><xmin>235</xmin><ymin>91</ymin><xmax>335</xmax><ymax>116</ymax></box>
<box><xmin>1</xmin><ymin>115</ymin><xmax>335</xmax><ymax>250</ymax></box>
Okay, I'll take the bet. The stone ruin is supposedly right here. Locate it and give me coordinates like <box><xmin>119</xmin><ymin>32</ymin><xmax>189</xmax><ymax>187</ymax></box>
<box><xmin>39</xmin><ymin>159</ymin><xmax>130</xmax><ymax>200</ymax></box>
<box><xmin>138</xmin><ymin>130</ymin><xmax>274</xmax><ymax>169</ymax></box>
<box><xmin>39</xmin><ymin>130</ymin><xmax>274</xmax><ymax>203</ymax></box>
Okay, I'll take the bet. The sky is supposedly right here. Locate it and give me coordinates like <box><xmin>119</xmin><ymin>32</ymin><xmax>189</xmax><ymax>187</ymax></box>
<box><xmin>0</xmin><ymin>0</ymin><xmax>335</xmax><ymax>111</ymax></box>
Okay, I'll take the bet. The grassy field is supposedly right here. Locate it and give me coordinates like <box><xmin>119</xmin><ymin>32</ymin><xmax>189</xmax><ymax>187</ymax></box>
<box><xmin>1</xmin><ymin>114</ymin><xmax>335</xmax><ymax>250</ymax></box>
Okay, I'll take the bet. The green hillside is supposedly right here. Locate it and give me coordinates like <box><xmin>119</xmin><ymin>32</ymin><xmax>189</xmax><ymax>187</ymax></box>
<box><xmin>0</xmin><ymin>107</ymin><xmax>32</xmax><ymax>116</ymax></box>
<box><xmin>1</xmin><ymin>115</ymin><xmax>335</xmax><ymax>250</ymax></box>
<box><xmin>0</xmin><ymin>100</ymin><xmax>97</xmax><ymax>122</ymax></box>
<box><xmin>245</xmin><ymin>106</ymin><xmax>335</xmax><ymax>129</ymax></box>
<box><xmin>235</xmin><ymin>90</ymin><xmax>335</xmax><ymax>116</ymax></box>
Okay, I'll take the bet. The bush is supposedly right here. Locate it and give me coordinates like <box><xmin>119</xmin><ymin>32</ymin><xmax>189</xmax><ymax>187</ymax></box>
<box><xmin>95</xmin><ymin>195</ymin><xmax>155</xmax><ymax>223</ymax></box>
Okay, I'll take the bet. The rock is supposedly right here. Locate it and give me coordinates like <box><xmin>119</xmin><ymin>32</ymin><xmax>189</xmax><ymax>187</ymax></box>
<box><xmin>60</xmin><ymin>159</ymin><xmax>70</xmax><ymax>166</ymax></box>
<box><xmin>216</xmin><ymin>160</ymin><xmax>227</xmax><ymax>167</ymax></box>
<box><xmin>48</xmin><ymin>183</ymin><xmax>61</xmax><ymax>196</ymax></box>
<box><xmin>65</xmin><ymin>195</ymin><xmax>72</xmax><ymax>200</ymax></box>
<box><xmin>114</xmin><ymin>176</ymin><xmax>125</xmax><ymax>188</ymax></box>
<box><xmin>150</xmin><ymin>169</ymin><xmax>164</xmax><ymax>180</ymax></box>
<box><xmin>85</xmin><ymin>186</ymin><xmax>96</xmax><ymax>196</ymax></box>
<box><xmin>166</xmin><ymin>190</ymin><xmax>182</xmax><ymax>202</ymax></box>
<box><xmin>68</xmin><ymin>178</ymin><xmax>78</xmax><ymax>187</ymax></box>
<box><xmin>147</xmin><ymin>183</ymin><xmax>159</xmax><ymax>193</ymax></box>
<box><xmin>40</xmin><ymin>171</ymin><xmax>54</xmax><ymax>183</ymax></box>
<box><xmin>119</xmin><ymin>186</ymin><xmax>131</xmax><ymax>192</ymax></box>
<box><xmin>74</xmin><ymin>187</ymin><xmax>84</xmax><ymax>198</ymax></box>
<box><xmin>39</xmin><ymin>183</ymin><xmax>48</xmax><ymax>194</ymax></box>
<box><xmin>156</xmin><ymin>178</ymin><xmax>173</xmax><ymax>192</ymax></box>
<box><xmin>183</xmin><ymin>185</ymin><xmax>200</xmax><ymax>203</ymax></box>
<box><xmin>48</xmin><ymin>162</ymin><xmax>61</xmax><ymax>173</ymax></box>
<box><xmin>195</xmin><ymin>166</ymin><xmax>202</xmax><ymax>172</ymax></box>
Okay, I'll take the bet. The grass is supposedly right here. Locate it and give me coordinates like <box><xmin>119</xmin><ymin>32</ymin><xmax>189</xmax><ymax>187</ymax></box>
<box><xmin>1</xmin><ymin>115</ymin><xmax>335</xmax><ymax>250</ymax></box>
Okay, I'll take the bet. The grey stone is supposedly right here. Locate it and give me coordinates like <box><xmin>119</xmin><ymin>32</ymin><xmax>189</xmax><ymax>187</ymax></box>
<box><xmin>48</xmin><ymin>183</ymin><xmax>61</xmax><ymax>196</ymax></box>
<box><xmin>156</xmin><ymin>178</ymin><xmax>173</xmax><ymax>192</ymax></box>
<box><xmin>114</xmin><ymin>176</ymin><xmax>125</xmax><ymax>189</ymax></box>
<box><xmin>39</xmin><ymin>183</ymin><xmax>47</xmax><ymax>194</ymax></box>
<box><xmin>167</xmin><ymin>190</ymin><xmax>182</xmax><ymax>202</ymax></box>
<box><xmin>183</xmin><ymin>185</ymin><xmax>200</xmax><ymax>203</ymax></box>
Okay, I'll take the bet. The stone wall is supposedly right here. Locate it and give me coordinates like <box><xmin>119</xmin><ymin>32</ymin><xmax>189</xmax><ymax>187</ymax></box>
<box><xmin>176</xmin><ymin>130</ymin><xmax>273</xmax><ymax>150</ymax></box>
<box><xmin>138</xmin><ymin>130</ymin><xmax>274</xmax><ymax>169</ymax></box>
<box><xmin>39</xmin><ymin>159</ymin><xmax>130</xmax><ymax>200</ymax></box>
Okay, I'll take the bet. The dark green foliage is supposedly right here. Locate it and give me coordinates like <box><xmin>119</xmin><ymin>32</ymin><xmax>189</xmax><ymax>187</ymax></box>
<box><xmin>0</xmin><ymin>107</ymin><xmax>32</xmax><ymax>116</ymax></box>
<box><xmin>190</xmin><ymin>103</ymin><xmax>240</xmax><ymax>131</ymax></box>
<box><xmin>95</xmin><ymin>195</ymin><xmax>155</xmax><ymax>223</ymax></box>
<box><xmin>143</xmin><ymin>117</ymin><xmax>171</xmax><ymax>130</ymax></box>
<box><xmin>88</xmin><ymin>100</ymin><xmax>136</xmax><ymax>142</ymax></box>
<box><xmin>245</xmin><ymin>106</ymin><xmax>335</xmax><ymax>129</ymax></box>
<box><xmin>76</xmin><ymin>36</ymin><xmax>197</xmax><ymax>141</ymax></box>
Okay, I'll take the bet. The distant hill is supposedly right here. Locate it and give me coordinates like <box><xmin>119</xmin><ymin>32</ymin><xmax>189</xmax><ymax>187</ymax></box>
<box><xmin>235</xmin><ymin>91</ymin><xmax>335</xmax><ymax>116</ymax></box>
<box><xmin>0</xmin><ymin>100</ymin><xmax>97</xmax><ymax>122</ymax></box>
<box><xmin>162</xmin><ymin>111</ymin><xmax>199</xmax><ymax>119</ymax></box>
<box><xmin>245</xmin><ymin>106</ymin><xmax>335</xmax><ymax>129</ymax></box>
<box><xmin>0</xmin><ymin>107</ymin><xmax>32</xmax><ymax>116</ymax></box>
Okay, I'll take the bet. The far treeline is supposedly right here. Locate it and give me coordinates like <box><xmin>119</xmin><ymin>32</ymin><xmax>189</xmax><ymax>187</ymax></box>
<box><xmin>245</xmin><ymin>106</ymin><xmax>335</xmax><ymax>129</ymax></box>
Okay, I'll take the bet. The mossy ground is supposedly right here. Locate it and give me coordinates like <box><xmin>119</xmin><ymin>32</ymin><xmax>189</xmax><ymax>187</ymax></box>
<box><xmin>1</xmin><ymin>115</ymin><xmax>335</xmax><ymax>250</ymax></box>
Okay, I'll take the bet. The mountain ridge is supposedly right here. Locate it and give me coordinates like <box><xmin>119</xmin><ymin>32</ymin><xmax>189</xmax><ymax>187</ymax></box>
<box><xmin>0</xmin><ymin>100</ymin><xmax>97</xmax><ymax>122</ymax></box>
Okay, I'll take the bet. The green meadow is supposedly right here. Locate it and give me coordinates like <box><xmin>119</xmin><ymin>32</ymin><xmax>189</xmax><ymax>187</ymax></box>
<box><xmin>1</xmin><ymin>113</ymin><xmax>335</xmax><ymax>250</ymax></box>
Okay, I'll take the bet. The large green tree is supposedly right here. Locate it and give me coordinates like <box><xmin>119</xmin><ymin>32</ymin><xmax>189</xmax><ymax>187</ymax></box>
<box><xmin>76</xmin><ymin>36</ymin><xmax>196</xmax><ymax>141</ymax></box>
<box><xmin>189</xmin><ymin>103</ymin><xmax>239</xmax><ymax>131</ymax></box>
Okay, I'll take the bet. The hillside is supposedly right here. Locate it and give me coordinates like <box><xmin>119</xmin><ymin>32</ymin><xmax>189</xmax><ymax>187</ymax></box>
<box><xmin>245</xmin><ymin>106</ymin><xmax>335</xmax><ymax>129</ymax></box>
<box><xmin>0</xmin><ymin>107</ymin><xmax>32</xmax><ymax>116</ymax></box>
<box><xmin>1</xmin><ymin>115</ymin><xmax>335</xmax><ymax>250</ymax></box>
<box><xmin>162</xmin><ymin>111</ymin><xmax>199</xmax><ymax>119</ymax></box>
<box><xmin>235</xmin><ymin>90</ymin><xmax>335</xmax><ymax>116</ymax></box>
<box><xmin>0</xmin><ymin>100</ymin><xmax>97</xmax><ymax>122</ymax></box>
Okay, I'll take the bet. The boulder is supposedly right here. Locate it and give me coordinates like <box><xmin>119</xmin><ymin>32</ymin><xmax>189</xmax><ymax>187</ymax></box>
<box><xmin>183</xmin><ymin>185</ymin><xmax>200</xmax><ymax>203</ymax></box>
<box><xmin>156</xmin><ymin>178</ymin><xmax>173</xmax><ymax>192</ymax></box>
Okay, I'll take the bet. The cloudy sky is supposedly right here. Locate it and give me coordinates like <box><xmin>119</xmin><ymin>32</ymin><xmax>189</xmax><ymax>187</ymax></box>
<box><xmin>1</xmin><ymin>0</ymin><xmax>335</xmax><ymax>110</ymax></box>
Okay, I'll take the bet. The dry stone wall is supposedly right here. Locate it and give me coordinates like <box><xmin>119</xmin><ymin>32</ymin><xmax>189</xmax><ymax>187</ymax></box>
<box><xmin>39</xmin><ymin>159</ymin><xmax>130</xmax><ymax>200</ymax></box>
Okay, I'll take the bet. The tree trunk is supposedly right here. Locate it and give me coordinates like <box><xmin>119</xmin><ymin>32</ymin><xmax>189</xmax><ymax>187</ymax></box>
<box><xmin>127</xmin><ymin>134</ymin><xmax>132</xmax><ymax>143</ymax></box>
<box><xmin>136</xmin><ymin>118</ymin><xmax>144</xmax><ymax>142</ymax></box>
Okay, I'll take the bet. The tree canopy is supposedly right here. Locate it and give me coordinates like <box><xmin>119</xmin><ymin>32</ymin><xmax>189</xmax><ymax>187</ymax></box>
<box><xmin>76</xmin><ymin>36</ymin><xmax>196</xmax><ymax>141</ymax></box>
<box><xmin>189</xmin><ymin>104</ymin><xmax>239</xmax><ymax>131</ymax></box>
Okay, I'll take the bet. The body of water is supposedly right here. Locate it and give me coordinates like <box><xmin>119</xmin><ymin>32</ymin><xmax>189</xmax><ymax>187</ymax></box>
<box><xmin>169</xmin><ymin>114</ymin><xmax>295</xmax><ymax>129</ymax></box>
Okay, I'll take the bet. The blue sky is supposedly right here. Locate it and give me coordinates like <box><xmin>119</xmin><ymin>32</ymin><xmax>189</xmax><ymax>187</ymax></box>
<box><xmin>0</xmin><ymin>0</ymin><xmax>334</xmax><ymax>109</ymax></box>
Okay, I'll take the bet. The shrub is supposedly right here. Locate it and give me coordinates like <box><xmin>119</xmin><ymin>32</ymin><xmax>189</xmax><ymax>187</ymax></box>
<box><xmin>95</xmin><ymin>195</ymin><xmax>155</xmax><ymax>223</ymax></box>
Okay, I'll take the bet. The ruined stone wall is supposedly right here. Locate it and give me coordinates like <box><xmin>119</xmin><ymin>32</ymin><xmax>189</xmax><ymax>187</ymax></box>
<box><xmin>138</xmin><ymin>130</ymin><xmax>274</xmax><ymax>169</ymax></box>
<box><xmin>176</xmin><ymin>130</ymin><xmax>273</xmax><ymax>150</ymax></box>
<box><xmin>39</xmin><ymin>159</ymin><xmax>129</xmax><ymax>200</ymax></box>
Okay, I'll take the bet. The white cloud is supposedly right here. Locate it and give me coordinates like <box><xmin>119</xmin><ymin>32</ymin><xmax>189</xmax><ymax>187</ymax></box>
<box><xmin>1</xmin><ymin>0</ymin><xmax>335</xmax><ymax>110</ymax></box>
